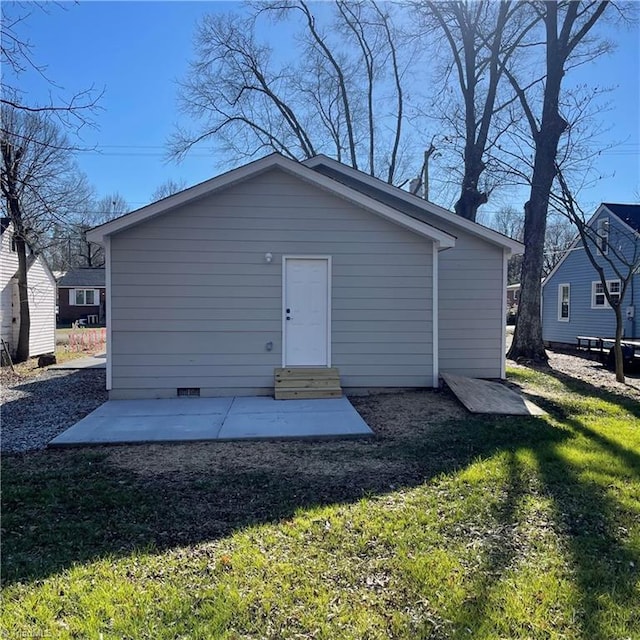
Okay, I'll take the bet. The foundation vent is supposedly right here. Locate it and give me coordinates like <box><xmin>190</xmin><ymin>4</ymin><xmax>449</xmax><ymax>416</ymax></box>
<box><xmin>177</xmin><ymin>387</ymin><xmax>200</xmax><ymax>397</ymax></box>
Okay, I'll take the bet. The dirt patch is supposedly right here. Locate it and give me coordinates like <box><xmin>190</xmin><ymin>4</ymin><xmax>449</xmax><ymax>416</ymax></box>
<box><xmin>104</xmin><ymin>388</ymin><xmax>466</xmax><ymax>479</ymax></box>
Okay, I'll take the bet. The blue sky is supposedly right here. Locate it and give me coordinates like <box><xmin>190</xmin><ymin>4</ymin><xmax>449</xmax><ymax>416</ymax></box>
<box><xmin>8</xmin><ymin>1</ymin><xmax>640</xmax><ymax>215</ymax></box>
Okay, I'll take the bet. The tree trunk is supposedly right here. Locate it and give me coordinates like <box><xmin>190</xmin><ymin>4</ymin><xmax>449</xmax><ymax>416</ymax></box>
<box><xmin>454</xmin><ymin>170</ymin><xmax>488</xmax><ymax>222</ymax></box>
<box><xmin>613</xmin><ymin>305</ymin><xmax>625</xmax><ymax>383</ymax></box>
<box><xmin>507</xmin><ymin>2</ymin><xmax>567</xmax><ymax>362</ymax></box>
<box><xmin>14</xmin><ymin>235</ymin><xmax>31</xmax><ymax>363</ymax></box>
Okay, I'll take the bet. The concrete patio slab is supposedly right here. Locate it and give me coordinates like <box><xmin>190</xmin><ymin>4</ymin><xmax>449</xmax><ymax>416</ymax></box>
<box><xmin>219</xmin><ymin>396</ymin><xmax>371</xmax><ymax>439</ymax></box>
<box><xmin>228</xmin><ymin>396</ymin><xmax>352</xmax><ymax>414</ymax></box>
<box><xmin>49</xmin><ymin>353</ymin><xmax>106</xmax><ymax>370</ymax></box>
<box><xmin>88</xmin><ymin>397</ymin><xmax>234</xmax><ymax>418</ymax></box>
<box><xmin>48</xmin><ymin>395</ymin><xmax>372</xmax><ymax>447</ymax></box>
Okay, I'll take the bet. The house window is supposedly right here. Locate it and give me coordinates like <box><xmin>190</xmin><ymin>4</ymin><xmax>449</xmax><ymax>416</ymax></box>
<box><xmin>558</xmin><ymin>284</ymin><xmax>570</xmax><ymax>321</ymax></box>
<box><xmin>591</xmin><ymin>280</ymin><xmax>620</xmax><ymax>308</ymax></box>
<box><xmin>70</xmin><ymin>289</ymin><xmax>98</xmax><ymax>306</ymax></box>
<box><xmin>596</xmin><ymin>217</ymin><xmax>609</xmax><ymax>255</ymax></box>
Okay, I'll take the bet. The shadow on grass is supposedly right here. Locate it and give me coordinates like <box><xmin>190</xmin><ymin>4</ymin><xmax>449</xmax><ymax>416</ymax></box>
<box><xmin>533</xmin><ymin>421</ymin><xmax>639</xmax><ymax>638</ymax></box>
<box><xmin>2</xmin><ymin>377</ymin><xmax>639</xmax><ymax>638</ymax></box>
<box><xmin>2</xmin><ymin>394</ymin><xmax>563</xmax><ymax>588</ymax></box>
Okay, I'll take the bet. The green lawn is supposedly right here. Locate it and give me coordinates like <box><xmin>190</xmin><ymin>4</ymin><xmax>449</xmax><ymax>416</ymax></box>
<box><xmin>2</xmin><ymin>365</ymin><xmax>639</xmax><ymax>639</ymax></box>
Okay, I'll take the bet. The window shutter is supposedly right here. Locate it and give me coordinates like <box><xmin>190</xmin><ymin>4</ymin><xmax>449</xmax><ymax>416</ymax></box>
<box><xmin>69</xmin><ymin>289</ymin><xmax>75</xmax><ymax>305</ymax></box>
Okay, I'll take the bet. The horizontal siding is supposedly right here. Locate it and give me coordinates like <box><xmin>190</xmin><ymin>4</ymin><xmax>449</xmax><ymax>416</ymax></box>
<box><xmin>110</xmin><ymin>168</ymin><xmax>433</xmax><ymax>396</ymax></box>
<box><xmin>112</xmin><ymin>250</ymin><xmax>430</xmax><ymax>267</ymax></box>
<box><xmin>437</xmin><ymin>227</ymin><xmax>504</xmax><ymax>378</ymax></box>
<box><xmin>0</xmin><ymin>229</ymin><xmax>55</xmax><ymax>356</ymax></box>
<box><xmin>313</xmin><ymin>164</ymin><xmax>506</xmax><ymax>379</ymax></box>
<box><xmin>0</xmin><ymin>228</ymin><xmax>17</xmax><ymax>348</ymax></box>
<box><xmin>26</xmin><ymin>256</ymin><xmax>56</xmax><ymax>356</ymax></box>
<box><xmin>542</xmin><ymin>212</ymin><xmax>639</xmax><ymax>343</ymax></box>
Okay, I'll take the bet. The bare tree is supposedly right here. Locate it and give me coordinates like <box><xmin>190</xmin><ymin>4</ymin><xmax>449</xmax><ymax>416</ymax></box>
<box><xmin>553</xmin><ymin>168</ymin><xmax>639</xmax><ymax>382</ymax></box>
<box><xmin>506</xmin><ymin>0</ymin><xmax>610</xmax><ymax>363</ymax></box>
<box><xmin>45</xmin><ymin>193</ymin><xmax>129</xmax><ymax>270</ymax></box>
<box><xmin>543</xmin><ymin>213</ymin><xmax>575</xmax><ymax>276</ymax></box>
<box><xmin>151</xmin><ymin>178</ymin><xmax>188</xmax><ymax>202</ymax></box>
<box><xmin>170</xmin><ymin>1</ymin><xmax>411</xmax><ymax>183</ymax></box>
<box><xmin>1</xmin><ymin>2</ymin><xmax>101</xmax><ymax>135</ymax></box>
<box><xmin>0</xmin><ymin>105</ymin><xmax>89</xmax><ymax>361</ymax></box>
<box><xmin>416</xmin><ymin>1</ymin><xmax>540</xmax><ymax>221</ymax></box>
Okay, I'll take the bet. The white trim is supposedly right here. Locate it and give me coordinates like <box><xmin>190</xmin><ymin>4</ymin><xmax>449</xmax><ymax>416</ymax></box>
<box><xmin>432</xmin><ymin>242</ymin><xmax>439</xmax><ymax>387</ymax></box>
<box><xmin>591</xmin><ymin>279</ymin><xmax>620</xmax><ymax>309</ymax></box>
<box><xmin>501</xmin><ymin>250</ymin><xmax>508</xmax><ymax>379</ymax></box>
<box><xmin>596</xmin><ymin>216</ymin><xmax>609</xmax><ymax>255</ymax></box>
<box><xmin>70</xmin><ymin>288</ymin><xmax>99</xmax><ymax>306</ymax></box>
<box><xmin>557</xmin><ymin>283</ymin><xmax>570</xmax><ymax>322</ymax></box>
<box><xmin>281</xmin><ymin>255</ymin><xmax>332</xmax><ymax>368</ymax></box>
<box><xmin>87</xmin><ymin>154</ymin><xmax>456</xmax><ymax>249</ymax></box>
<box><xmin>303</xmin><ymin>154</ymin><xmax>523</xmax><ymax>254</ymax></box>
<box><xmin>105</xmin><ymin>236</ymin><xmax>112</xmax><ymax>391</ymax></box>
<box><xmin>542</xmin><ymin>203</ymin><xmax>640</xmax><ymax>288</ymax></box>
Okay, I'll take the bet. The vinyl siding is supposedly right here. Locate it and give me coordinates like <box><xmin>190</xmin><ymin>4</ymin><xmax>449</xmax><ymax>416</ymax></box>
<box><xmin>25</xmin><ymin>256</ymin><xmax>56</xmax><ymax>356</ymax></box>
<box><xmin>0</xmin><ymin>227</ymin><xmax>17</xmax><ymax>348</ymax></box>
<box><xmin>109</xmin><ymin>168</ymin><xmax>434</xmax><ymax>398</ymax></box>
<box><xmin>542</xmin><ymin>211</ymin><xmax>639</xmax><ymax>344</ymax></box>
<box><xmin>312</xmin><ymin>165</ymin><xmax>507</xmax><ymax>378</ymax></box>
<box><xmin>437</xmin><ymin>230</ymin><xmax>504</xmax><ymax>378</ymax></box>
<box><xmin>0</xmin><ymin>226</ymin><xmax>55</xmax><ymax>357</ymax></box>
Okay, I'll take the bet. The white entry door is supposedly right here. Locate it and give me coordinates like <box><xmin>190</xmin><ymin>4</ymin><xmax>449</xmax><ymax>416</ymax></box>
<box><xmin>283</xmin><ymin>257</ymin><xmax>330</xmax><ymax>366</ymax></box>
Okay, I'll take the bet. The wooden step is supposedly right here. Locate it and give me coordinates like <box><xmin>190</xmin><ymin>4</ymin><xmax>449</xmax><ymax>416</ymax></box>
<box><xmin>274</xmin><ymin>367</ymin><xmax>342</xmax><ymax>400</ymax></box>
<box><xmin>275</xmin><ymin>367</ymin><xmax>340</xmax><ymax>380</ymax></box>
<box><xmin>275</xmin><ymin>387</ymin><xmax>342</xmax><ymax>400</ymax></box>
<box><xmin>276</xmin><ymin>377</ymin><xmax>340</xmax><ymax>389</ymax></box>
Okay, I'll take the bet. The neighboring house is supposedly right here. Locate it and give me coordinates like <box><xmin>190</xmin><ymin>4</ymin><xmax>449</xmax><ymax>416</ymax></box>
<box><xmin>0</xmin><ymin>218</ymin><xmax>56</xmax><ymax>359</ymax></box>
<box><xmin>56</xmin><ymin>268</ymin><xmax>106</xmax><ymax>326</ymax></box>
<box><xmin>542</xmin><ymin>203</ymin><xmax>640</xmax><ymax>346</ymax></box>
<box><xmin>506</xmin><ymin>283</ymin><xmax>520</xmax><ymax>308</ymax></box>
<box><xmin>88</xmin><ymin>153</ymin><xmax>523</xmax><ymax>400</ymax></box>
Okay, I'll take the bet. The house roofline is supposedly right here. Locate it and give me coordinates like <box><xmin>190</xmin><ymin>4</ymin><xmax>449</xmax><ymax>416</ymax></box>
<box><xmin>87</xmin><ymin>153</ymin><xmax>456</xmax><ymax>249</ymax></box>
<box><xmin>303</xmin><ymin>154</ymin><xmax>524</xmax><ymax>254</ymax></box>
<box><xmin>542</xmin><ymin>203</ymin><xmax>639</xmax><ymax>288</ymax></box>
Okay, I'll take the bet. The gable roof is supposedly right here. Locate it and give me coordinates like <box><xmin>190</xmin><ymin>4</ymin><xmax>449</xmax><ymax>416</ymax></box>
<box><xmin>1</xmin><ymin>217</ymin><xmax>11</xmax><ymax>235</ymax></box>
<box><xmin>602</xmin><ymin>203</ymin><xmax>640</xmax><ymax>232</ymax></box>
<box><xmin>304</xmin><ymin>155</ymin><xmax>523</xmax><ymax>253</ymax></box>
<box><xmin>57</xmin><ymin>268</ymin><xmax>106</xmax><ymax>288</ymax></box>
<box><xmin>542</xmin><ymin>202</ymin><xmax>640</xmax><ymax>288</ymax></box>
<box><xmin>87</xmin><ymin>154</ymin><xmax>456</xmax><ymax>249</ymax></box>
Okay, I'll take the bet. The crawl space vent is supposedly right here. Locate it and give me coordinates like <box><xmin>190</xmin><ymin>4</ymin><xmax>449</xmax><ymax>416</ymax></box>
<box><xmin>177</xmin><ymin>387</ymin><xmax>200</xmax><ymax>397</ymax></box>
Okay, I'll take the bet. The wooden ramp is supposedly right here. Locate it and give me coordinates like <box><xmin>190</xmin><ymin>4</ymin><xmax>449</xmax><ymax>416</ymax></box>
<box><xmin>442</xmin><ymin>373</ymin><xmax>545</xmax><ymax>416</ymax></box>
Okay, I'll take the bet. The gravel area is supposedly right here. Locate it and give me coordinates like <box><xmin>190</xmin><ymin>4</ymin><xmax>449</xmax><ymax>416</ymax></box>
<box><xmin>0</xmin><ymin>369</ymin><xmax>107</xmax><ymax>453</ymax></box>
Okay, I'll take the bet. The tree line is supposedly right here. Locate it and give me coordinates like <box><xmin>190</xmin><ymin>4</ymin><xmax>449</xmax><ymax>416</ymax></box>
<box><xmin>1</xmin><ymin>0</ymin><xmax>634</xmax><ymax>365</ymax></box>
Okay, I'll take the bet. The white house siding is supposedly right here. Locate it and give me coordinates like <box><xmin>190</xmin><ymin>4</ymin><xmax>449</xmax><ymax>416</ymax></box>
<box><xmin>0</xmin><ymin>225</ymin><xmax>55</xmax><ymax>357</ymax></box>
<box><xmin>109</xmin><ymin>168</ymin><xmax>434</xmax><ymax>398</ymax></box>
<box><xmin>24</xmin><ymin>256</ymin><xmax>56</xmax><ymax>356</ymax></box>
<box><xmin>0</xmin><ymin>227</ymin><xmax>17</xmax><ymax>349</ymax></box>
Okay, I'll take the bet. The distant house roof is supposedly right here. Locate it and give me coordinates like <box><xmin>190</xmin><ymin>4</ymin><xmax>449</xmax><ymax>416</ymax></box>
<box><xmin>1</xmin><ymin>217</ymin><xmax>11</xmax><ymax>235</ymax></box>
<box><xmin>57</xmin><ymin>268</ymin><xmax>105</xmax><ymax>287</ymax></box>
<box><xmin>603</xmin><ymin>203</ymin><xmax>640</xmax><ymax>232</ymax></box>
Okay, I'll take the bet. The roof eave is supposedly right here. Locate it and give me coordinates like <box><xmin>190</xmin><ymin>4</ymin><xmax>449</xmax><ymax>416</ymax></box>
<box><xmin>303</xmin><ymin>154</ymin><xmax>523</xmax><ymax>254</ymax></box>
<box><xmin>86</xmin><ymin>153</ymin><xmax>456</xmax><ymax>249</ymax></box>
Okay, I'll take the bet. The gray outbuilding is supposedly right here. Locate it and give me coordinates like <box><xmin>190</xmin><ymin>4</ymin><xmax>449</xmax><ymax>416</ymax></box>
<box><xmin>87</xmin><ymin>154</ymin><xmax>522</xmax><ymax>400</ymax></box>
